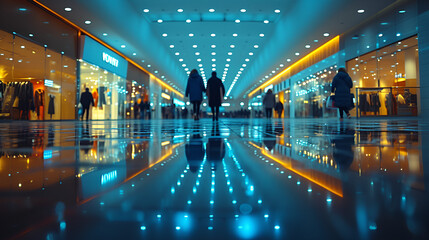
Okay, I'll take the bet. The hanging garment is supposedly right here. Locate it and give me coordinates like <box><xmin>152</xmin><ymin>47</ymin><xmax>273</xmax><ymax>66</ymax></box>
<box><xmin>35</xmin><ymin>89</ymin><xmax>45</xmax><ymax>116</ymax></box>
<box><xmin>48</xmin><ymin>95</ymin><xmax>55</xmax><ymax>115</ymax></box>
<box><xmin>98</xmin><ymin>86</ymin><xmax>106</xmax><ymax>106</ymax></box>
<box><xmin>92</xmin><ymin>90</ymin><xmax>99</xmax><ymax>107</ymax></box>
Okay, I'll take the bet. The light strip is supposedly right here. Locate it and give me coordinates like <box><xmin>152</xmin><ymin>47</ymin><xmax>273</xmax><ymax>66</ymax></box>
<box><xmin>32</xmin><ymin>0</ymin><xmax>183</xmax><ymax>98</ymax></box>
<box><xmin>248</xmin><ymin>142</ymin><xmax>343</xmax><ymax>197</ymax></box>
<box><xmin>248</xmin><ymin>35</ymin><xmax>340</xmax><ymax>97</ymax></box>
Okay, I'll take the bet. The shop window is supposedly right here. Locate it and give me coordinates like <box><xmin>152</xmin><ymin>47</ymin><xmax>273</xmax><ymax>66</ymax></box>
<box><xmin>79</xmin><ymin>61</ymin><xmax>126</xmax><ymax>120</ymax></box>
<box><xmin>347</xmin><ymin>35</ymin><xmax>419</xmax><ymax>117</ymax></box>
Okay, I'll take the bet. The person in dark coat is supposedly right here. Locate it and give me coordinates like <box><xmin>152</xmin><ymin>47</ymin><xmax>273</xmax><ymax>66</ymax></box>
<box><xmin>80</xmin><ymin>88</ymin><xmax>95</xmax><ymax>120</ymax></box>
<box><xmin>262</xmin><ymin>89</ymin><xmax>275</xmax><ymax>118</ymax></box>
<box><xmin>274</xmin><ymin>101</ymin><xmax>284</xmax><ymax>118</ymax></box>
<box><xmin>185</xmin><ymin>69</ymin><xmax>206</xmax><ymax>120</ymax></box>
<box><xmin>331</xmin><ymin>68</ymin><xmax>353</xmax><ymax>119</ymax></box>
<box><xmin>185</xmin><ymin>124</ymin><xmax>206</xmax><ymax>172</ymax></box>
<box><xmin>206</xmin><ymin>71</ymin><xmax>225</xmax><ymax>121</ymax></box>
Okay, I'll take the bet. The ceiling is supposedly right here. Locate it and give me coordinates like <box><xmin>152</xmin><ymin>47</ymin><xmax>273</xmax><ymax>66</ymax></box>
<box><xmin>37</xmin><ymin>0</ymin><xmax>399</xmax><ymax>99</ymax></box>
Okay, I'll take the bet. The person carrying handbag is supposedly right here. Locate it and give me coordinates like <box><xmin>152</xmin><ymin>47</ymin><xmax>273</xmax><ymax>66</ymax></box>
<box><xmin>331</xmin><ymin>68</ymin><xmax>353</xmax><ymax>119</ymax></box>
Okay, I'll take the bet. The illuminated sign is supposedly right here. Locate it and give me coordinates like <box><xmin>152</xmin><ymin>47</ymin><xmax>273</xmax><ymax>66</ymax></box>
<box><xmin>102</xmin><ymin>52</ymin><xmax>119</xmax><ymax>67</ymax></box>
<box><xmin>43</xmin><ymin>150</ymin><xmax>53</xmax><ymax>159</ymax></box>
<box><xmin>161</xmin><ymin>92</ymin><xmax>171</xmax><ymax>100</ymax></box>
<box><xmin>44</xmin><ymin>79</ymin><xmax>54</xmax><ymax>87</ymax></box>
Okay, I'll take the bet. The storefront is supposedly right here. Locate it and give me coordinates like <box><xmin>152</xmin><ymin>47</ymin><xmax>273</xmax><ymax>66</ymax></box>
<box><xmin>347</xmin><ymin>36</ymin><xmax>420</xmax><ymax>117</ymax></box>
<box><xmin>0</xmin><ymin>30</ymin><xmax>77</xmax><ymax>120</ymax></box>
<box><xmin>293</xmin><ymin>66</ymin><xmax>338</xmax><ymax>118</ymax></box>
<box><xmin>126</xmin><ymin>64</ymin><xmax>150</xmax><ymax>119</ymax></box>
<box><xmin>78</xmin><ymin>35</ymin><xmax>128</xmax><ymax>120</ymax></box>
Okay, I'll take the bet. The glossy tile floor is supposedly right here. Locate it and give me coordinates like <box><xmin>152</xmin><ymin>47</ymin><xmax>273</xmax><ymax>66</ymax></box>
<box><xmin>1</xmin><ymin>118</ymin><xmax>429</xmax><ymax>239</ymax></box>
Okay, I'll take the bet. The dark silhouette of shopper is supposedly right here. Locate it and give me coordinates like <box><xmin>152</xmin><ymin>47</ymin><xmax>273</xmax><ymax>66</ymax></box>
<box><xmin>331</xmin><ymin>68</ymin><xmax>353</xmax><ymax>119</ymax></box>
<box><xmin>207</xmin><ymin>72</ymin><xmax>225</xmax><ymax>121</ymax></box>
<box><xmin>263</xmin><ymin>89</ymin><xmax>275</xmax><ymax>118</ymax></box>
<box><xmin>275</xmin><ymin>101</ymin><xmax>284</xmax><ymax>118</ymax></box>
<box><xmin>185</xmin><ymin>69</ymin><xmax>206</xmax><ymax>120</ymax></box>
<box><xmin>80</xmin><ymin>88</ymin><xmax>95</xmax><ymax>121</ymax></box>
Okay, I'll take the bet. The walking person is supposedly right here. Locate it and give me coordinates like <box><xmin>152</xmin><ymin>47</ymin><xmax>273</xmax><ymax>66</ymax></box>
<box><xmin>275</xmin><ymin>101</ymin><xmax>284</xmax><ymax>118</ymax></box>
<box><xmin>185</xmin><ymin>69</ymin><xmax>206</xmax><ymax>120</ymax></box>
<box><xmin>80</xmin><ymin>88</ymin><xmax>95</xmax><ymax>121</ymax></box>
<box><xmin>206</xmin><ymin>71</ymin><xmax>225</xmax><ymax>121</ymax></box>
<box><xmin>331</xmin><ymin>68</ymin><xmax>353</xmax><ymax>119</ymax></box>
<box><xmin>263</xmin><ymin>89</ymin><xmax>275</xmax><ymax>118</ymax></box>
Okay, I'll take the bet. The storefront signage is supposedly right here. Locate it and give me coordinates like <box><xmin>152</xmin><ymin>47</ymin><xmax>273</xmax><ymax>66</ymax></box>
<box><xmin>44</xmin><ymin>79</ymin><xmax>54</xmax><ymax>87</ymax></box>
<box><xmin>81</xmin><ymin>35</ymin><xmax>127</xmax><ymax>78</ymax></box>
<box><xmin>102</xmin><ymin>52</ymin><xmax>119</xmax><ymax>67</ymax></box>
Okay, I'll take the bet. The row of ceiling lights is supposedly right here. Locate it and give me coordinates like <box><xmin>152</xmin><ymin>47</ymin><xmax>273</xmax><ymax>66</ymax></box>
<box><xmin>143</xmin><ymin>8</ymin><xmax>281</xmax><ymax>14</ymax></box>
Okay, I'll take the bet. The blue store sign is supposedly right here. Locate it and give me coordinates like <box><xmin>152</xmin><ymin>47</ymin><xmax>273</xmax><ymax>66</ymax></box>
<box><xmin>81</xmin><ymin>35</ymin><xmax>128</xmax><ymax>78</ymax></box>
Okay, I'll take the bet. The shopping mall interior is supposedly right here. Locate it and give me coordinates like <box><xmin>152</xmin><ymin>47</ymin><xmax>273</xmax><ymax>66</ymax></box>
<box><xmin>1</xmin><ymin>0</ymin><xmax>429</xmax><ymax>239</ymax></box>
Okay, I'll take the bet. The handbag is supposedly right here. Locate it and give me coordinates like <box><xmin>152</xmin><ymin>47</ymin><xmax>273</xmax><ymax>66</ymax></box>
<box><xmin>326</xmin><ymin>95</ymin><xmax>337</xmax><ymax>109</ymax></box>
<box><xmin>348</xmin><ymin>93</ymin><xmax>356</xmax><ymax>110</ymax></box>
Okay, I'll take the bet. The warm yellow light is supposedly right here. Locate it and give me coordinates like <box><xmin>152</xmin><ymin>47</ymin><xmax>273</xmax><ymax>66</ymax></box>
<box><xmin>161</xmin><ymin>141</ymin><xmax>171</xmax><ymax>146</ymax></box>
<box><xmin>161</xmin><ymin>92</ymin><xmax>171</xmax><ymax>100</ymax></box>
<box><xmin>249</xmin><ymin>36</ymin><xmax>340</xmax><ymax>97</ymax></box>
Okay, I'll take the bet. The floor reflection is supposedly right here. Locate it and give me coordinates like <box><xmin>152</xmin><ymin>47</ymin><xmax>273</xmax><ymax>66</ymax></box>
<box><xmin>0</xmin><ymin>119</ymin><xmax>428</xmax><ymax>239</ymax></box>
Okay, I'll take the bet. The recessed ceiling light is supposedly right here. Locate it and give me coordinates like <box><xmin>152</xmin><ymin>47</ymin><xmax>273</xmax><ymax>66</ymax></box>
<box><xmin>186</xmin><ymin>19</ymin><xmax>191</xmax><ymax>23</ymax></box>
<box><xmin>280</xmin><ymin>64</ymin><xmax>284</xmax><ymax>67</ymax></box>
<box><xmin>121</xmin><ymin>45</ymin><xmax>126</xmax><ymax>48</ymax></box>
<box><xmin>254</xmin><ymin>45</ymin><xmax>259</xmax><ymax>48</ymax></box>
<box><xmin>102</xmin><ymin>33</ymin><xmax>108</xmax><ymax>36</ymax></box>
<box><xmin>378</xmin><ymin>33</ymin><xmax>383</xmax><ymax>37</ymax></box>
<box><xmin>64</xmin><ymin>7</ymin><xmax>72</xmax><ymax>12</ymax></box>
<box><xmin>259</xmin><ymin>33</ymin><xmax>264</xmax><ymax>37</ymax></box>
<box><xmin>323</xmin><ymin>33</ymin><xmax>330</xmax><ymax>37</ymax></box>
<box><xmin>197</xmin><ymin>58</ymin><xmax>201</xmax><ymax>62</ymax></box>
<box><xmin>189</xmin><ymin>33</ymin><xmax>194</xmax><ymax>37</ymax></box>
<box><xmin>209</xmin><ymin>9</ymin><xmax>215</xmax><ymax>12</ymax></box>
<box><xmin>198</xmin><ymin>64</ymin><xmax>203</xmax><ymax>67</ymax></box>
<box><xmin>399</xmin><ymin>10</ymin><xmax>406</xmax><ymax>14</ymax></box>
<box><xmin>211</xmin><ymin>52</ymin><xmax>216</xmax><ymax>55</ymax></box>
<box><xmin>233</xmin><ymin>33</ymin><xmax>238</xmax><ymax>37</ymax></box>
<box><xmin>249</xmin><ymin>52</ymin><xmax>253</xmax><ymax>55</ymax></box>
<box><xmin>314</xmin><ymin>39</ymin><xmax>318</xmax><ymax>42</ymax></box>
<box><xmin>212</xmin><ymin>59</ymin><xmax>216</xmax><ymax>62</ymax></box>
<box><xmin>211</xmin><ymin>45</ymin><xmax>216</xmax><ymax>48</ymax></box>
<box><xmin>357</xmin><ymin>9</ymin><xmax>365</xmax><ymax>14</ymax></box>
<box><xmin>226</xmin><ymin>64</ymin><xmax>230</xmax><ymax>67</ymax></box>
<box><xmin>175</xmin><ymin>52</ymin><xmax>180</xmax><ymax>55</ymax></box>
<box><xmin>245</xmin><ymin>59</ymin><xmax>250</xmax><ymax>62</ymax></box>
<box><xmin>143</xmin><ymin>9</ymin><xmax>149</xmax><ymax>13</ymax></box>
<box><xmin>182</xmin><ymin>64</ymin><xmax>186</xmax><ymax>67</ymax></box>
<box><xmin>274</xmin><ymin>9</ymin><xmax>280</xmax><ymax>13</ymax></box>
<box><xmin>212</xmin><ymin>64</ymin><xmax>216</xmax><ymax>67</ymax></box>
<box><xmin>193</xmin><ymin>45</ymin><xmax>197</xmax><ymax>48</ymax></box>
<box><xmin>264</xmin><ymin>20</ymin><xmax>269</xmax><ymax>24</ymax></box>
<box><xmin>195</xmin><ymin>52</ymin><xmax>200</xmax><ymax>55</ymax></box>
<box><xmin>305</xmin><ymin>45</ymin><xmax>310</xmax><ymax>48</ymax></box>
<box><xmin>29</xmin><ymin>33</ymin><xmax>34</xmax><ymax>37</ymax></box>
<box><xmin>211</xmin><ymin>33</ymin><xmax>216</xmax><ymax>37</ymax></box>
<box><xmin>287</xmin><ymin>59</ymin><xmax>291</xmax><ymax>62</ymax></box>
<box><xmin>177</xmin><ymin>9</ymin><xmax>183</xmax><ymax>12</ymax></box>
<box><xmin>226</xmin><ymin>58</ymin><xmax>231</xmax><ymax>62</ymax></box>
<box><xmin>157</xmin><ymin>19</ymin><xmax>163</xmax><ymax>23</ymax></box>
<box><xmin>179</xmin><ymin>58</ymin><xmax>183</xmax><ymax>62</ymax></box>
<box><xmin>147</xmin><ymin>64</ymin><xmax>151</xmax><ymax>67</ymax></box>
<box><xmin>240</xmin><ymin>9</ymin><xmax>246</xmax><ymax>13</ymax></box>
<box><xmin>230</xmin><ymin>45</ymin><xmax>235</xmax><ymax>48</ymax></box>
<box><xmin>133</xmin><ymin>53</ymin><xmax>136</xmax><ymax>56</ymax></box>
<box><xmin>228</xmin><ymin>52</ymin><xmax>232</xmax><ymax>55</ymax></box>
<box><xmin>235</xmin><ymin>19</ymin><xmax>240</xmax><ymax>23</ymax></box>
<box><xmin>170</xmin><ymin>45</ymin><xmax>174</xmax><ymax>48</ymax></box>
<box><xmin>162</xmin><ymin>33</ymin><xmax>167</xmax><ymax>37</ymax></box>
<box><xmin>242</xmin><ymin>64</ymin><xmax>246</xmax><ymax>67</ymax></box>
<box><xmin>85</xmin><ymin>20</ymin><xmax>91</xmax><ymax>24</ymax></box>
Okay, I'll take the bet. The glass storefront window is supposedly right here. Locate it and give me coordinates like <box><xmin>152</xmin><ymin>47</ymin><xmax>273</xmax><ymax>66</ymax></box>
<box><xmin>79</xmin><ymin>61</ymin><xmax>126</xmax><ymax>120</ymax></box>
<box><xmin>0</xmin><ymin>30</ymin><xmax>76</xmax><ymax>120</ymax></box>
<box><xmin>293</xmin><ymin>66</ymin><xmax>338</xmax><ymax>118</ymax></box>
<box><xmin>347</xmin><ymin>35</ymin><xmax>419</xmax><ymax>116</ymax></box>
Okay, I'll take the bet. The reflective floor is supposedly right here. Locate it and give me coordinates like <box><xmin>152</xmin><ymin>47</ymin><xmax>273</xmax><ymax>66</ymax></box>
<box><xmin>1</xmin><ymin>118</ymin><xmax>429</xmax><ymax>239</ymax></box>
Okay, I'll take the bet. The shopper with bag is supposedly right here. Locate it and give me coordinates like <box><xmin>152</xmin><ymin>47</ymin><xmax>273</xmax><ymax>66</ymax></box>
<box><xmin>331</xmin><ymin>68</ymin><xmax>353</xmax><ymax>119</ymax></box>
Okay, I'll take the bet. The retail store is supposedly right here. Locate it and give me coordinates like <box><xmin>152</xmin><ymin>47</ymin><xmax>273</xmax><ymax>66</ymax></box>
<box><xmin>126</xmin><ymin>64</ymin><xmax>150</xmax><ymax>119</ymax></box>
<box><xmin>78</xmin><ymin>35</ymin><xmax>128</xmax><ymax>120</ymax></box>
<box><xmin>347</xmin><ymin>36</ymin><xmax>420</xmax><ymax>117</ymax></box>
<box><xmin>0</xmin><ymin>30</ymin><xmax>76</xmax><ymax>120</ymax></box>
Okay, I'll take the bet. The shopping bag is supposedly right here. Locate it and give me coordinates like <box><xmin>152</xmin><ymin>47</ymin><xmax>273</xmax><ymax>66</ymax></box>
<box><xmin>326</xmin><ymin>95</ymin><xmax>337</xmax><ymax>109</ymax></box>
<box><xmin>348</xmin><ymin>93</ymin><xmax>356</xmax><ymax>110</ymax></box>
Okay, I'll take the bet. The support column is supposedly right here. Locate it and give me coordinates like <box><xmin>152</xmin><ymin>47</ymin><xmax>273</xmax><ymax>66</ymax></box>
<box><xmin>418</xmin><ymin>0</ymin><xmax>429</xmax><ymax>118</ymax></box>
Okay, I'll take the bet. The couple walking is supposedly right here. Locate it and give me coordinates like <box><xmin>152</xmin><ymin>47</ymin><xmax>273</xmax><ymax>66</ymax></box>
<box><xmin>185</xmin><ymin>69</ymin><xmax>225</xmax><ymax>121</ymax></box>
